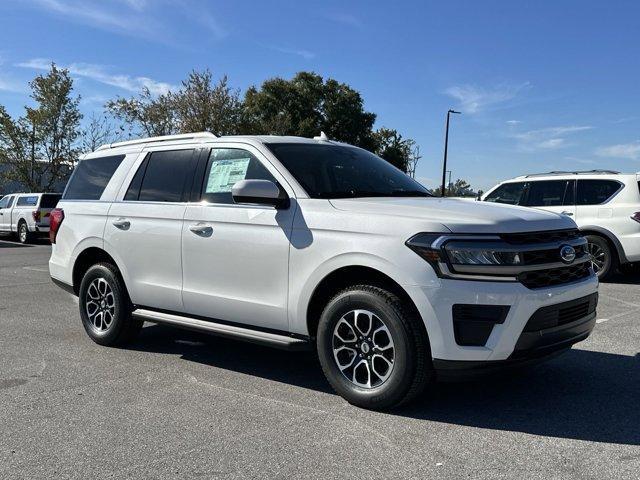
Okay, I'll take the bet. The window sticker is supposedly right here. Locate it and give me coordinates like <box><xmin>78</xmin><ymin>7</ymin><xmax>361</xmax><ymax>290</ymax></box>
<box><xmin>206</xmin><ymin>158</ymin><xmax>250</xmax><ymax>193</ymax></box>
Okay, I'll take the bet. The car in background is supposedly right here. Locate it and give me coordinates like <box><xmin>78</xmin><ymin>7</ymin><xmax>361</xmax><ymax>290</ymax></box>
<box><xmin>0</xmin><ymin>192</ymin><xmax>62</xmax><ymax>243</ymax></box>
<box><xmin>482</xmin><ymin>170</ymin><xmax>640</xmax><ymax>279</ymax></box>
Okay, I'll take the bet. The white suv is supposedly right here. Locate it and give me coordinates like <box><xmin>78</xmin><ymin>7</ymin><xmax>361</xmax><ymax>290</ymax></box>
<box><xmin>49</xmin><ymin>133</ymin><xmax>598</xmax><ymax>409</ymax></box>
<box><xmin>482</xmin><ymin>171</ymin><xmax>640</xmax><ymax>279</ymax></box>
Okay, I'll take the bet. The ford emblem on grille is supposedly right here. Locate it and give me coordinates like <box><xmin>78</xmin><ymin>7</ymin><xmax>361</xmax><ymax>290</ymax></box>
<box><xmin>560</xmin><ymin>245</ymin><xmax>576</xmax><ymax>264</ymax></box>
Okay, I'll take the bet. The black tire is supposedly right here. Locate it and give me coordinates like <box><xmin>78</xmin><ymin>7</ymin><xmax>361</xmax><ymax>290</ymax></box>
<box><xmin>78</xmin><ymin>262</ymin><xmax>142</xmax><ymax>346</ymax></box>
<box><xmin>586</xmin><ymin>234</ymin><xmax>617</xmax><ymax>280</ymax></box>
<box><xmin>317</xmin><ymin>285</ymin><xmax>433</xmax><ymax>410</ymax></box>
<box><xmin>17</xmin><ymin>221</ymin><xmax>33</xmax><ymax>244</ymax></box>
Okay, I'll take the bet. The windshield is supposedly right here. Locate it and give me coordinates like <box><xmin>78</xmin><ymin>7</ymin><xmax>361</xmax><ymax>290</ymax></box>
<box><xmin>267</xmin><ymin>143</ymin><xmax>431</xmax><ymax>199</ymax></box>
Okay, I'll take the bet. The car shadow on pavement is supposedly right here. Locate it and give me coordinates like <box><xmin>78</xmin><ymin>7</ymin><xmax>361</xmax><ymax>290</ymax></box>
<box><xmin>601</xmin><ymin>267</ymin><xmax>640</xmax><ymax>285</ymax></box>
<box><xmin>133</xmin><ymin>325</ymin><xmax>639</xmax><ymax>446</ymax></box>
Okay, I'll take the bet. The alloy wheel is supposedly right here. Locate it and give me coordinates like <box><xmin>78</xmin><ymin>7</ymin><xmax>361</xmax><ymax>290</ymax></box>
<box><xmin>85</xmin><ymin>277</ymin><xmax>116</xmax><ymax>332</ymax></box>
<box><xmin>587</xmin><ymin>242</ymin><xmax>607</xmax><ymax>274</ymax></box>
<box><xmin>332</xmin><ymin>309</ymin><xmax>395</xmax><ymax>389</ymax></box>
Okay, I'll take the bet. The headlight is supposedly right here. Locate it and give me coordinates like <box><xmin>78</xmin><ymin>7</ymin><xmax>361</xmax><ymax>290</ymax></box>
<box><xmin>444</xmin><ymin>242</ymin><xmax>522</xmax><ymax>266</ymax></box>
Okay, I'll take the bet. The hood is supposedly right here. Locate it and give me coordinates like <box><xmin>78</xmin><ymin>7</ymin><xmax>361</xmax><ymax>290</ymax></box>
<box><xmin>329</xmin><ymin>197</ymin><xmax>576</xmax><ymax>234</ymax></box>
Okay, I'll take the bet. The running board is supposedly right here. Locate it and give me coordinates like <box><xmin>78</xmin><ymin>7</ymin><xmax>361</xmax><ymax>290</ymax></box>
<box><xmin>132</xmin><ymin>308</ymin><xmax>311</xmax><ymax>351</ymax></box>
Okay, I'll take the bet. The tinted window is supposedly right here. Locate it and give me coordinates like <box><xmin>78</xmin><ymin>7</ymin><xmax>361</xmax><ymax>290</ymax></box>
<box><xmin>484</xmin><ymin>182</ymin><xmax>526</xmax><ymax>205</ymax></box>
<box><xmin>40</xmin><ymin>194</ymin><xmax>61</xmax><ymax>208</ymax></box>
<box><xmin>0</xmin><ymin>196</ymin><xmax>10</xmax><ymax>209</ymax></box>
<box><xmin>17</xmin><ymin>196</ymin><xmax>38</xmax><ymax>206</ymax></box>
<box><xmin>138</xmin><ymin>149</ymin><xmax>194</xmax><ymax>202</ymax></box>
<box><xmin>202</xmin><ymin>149</ymin><xmax>277</xmax><ymax>204</ymax></box>
<box><xmin>576</xmin><ymin>180</ymin><xmax>622</xmax><ymax>205</ymax></box>
<box><xmin>124</xmin><ymin>156</ymin><xmax>149</xmax><ymax>201</ymax></box>
<box><xmin>525</xmin><ymin>181</ymin><xmax>568</xmax><ymax>207</ymax></box>
<box><xmin>267</xmin><ymin>143</ymin><xmax>430</xmax><ymax>199</ymax></box>
<box><xmin>64</xmin><ymin>155</ymin><xmax>125</xmax><ymax>200</ymax></box>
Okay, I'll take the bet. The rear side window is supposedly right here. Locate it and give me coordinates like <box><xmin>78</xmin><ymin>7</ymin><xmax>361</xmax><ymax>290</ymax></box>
<box><xmin>40</xmin><ymin>194</ymin><xmax>62</xmax><ymax>208</ymax></box>
<box><xmin>135</xmin><ymin>149</ymin><xmax>195</xmax><ymax>202</ymax></box>
<box><xmin>484</xmin><ymin>182</ymin><xmax>526</xmax><ymax>205</ymax></box>
<box><xmin>64</xmin><ymin>155</ymin><xmax>125</xmax><ymax>200</ymax></box>
<box><xmin>17</xmin><ymin>196</ymin><xmax>38</xmax><ymax>206</ymax></box>
<box><xmin>525</xmin><ymin>180</ymin><xmax>568</xmax><ymax>207</ymax></box>
<box><xmin>576</xmin><ymin>180</ymin><xmax>622</xmax><ymax>205</ymax></box>
<box><xmin>201</xmin><ymin>148</ymin><xmax>278</xmax><ymax>204</ymax></box>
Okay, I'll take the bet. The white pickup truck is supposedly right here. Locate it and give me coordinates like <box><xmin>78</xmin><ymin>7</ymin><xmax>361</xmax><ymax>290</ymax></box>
<box><xmin>0</xmin><ymin>193</ymin><xmax>61</xmax><ymax>243</ymax></box>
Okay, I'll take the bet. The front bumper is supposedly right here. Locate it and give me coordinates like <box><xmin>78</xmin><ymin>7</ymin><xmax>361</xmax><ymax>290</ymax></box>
<box><xmin>404</xmin><ymin>272</ymin><xmax>598</xmax><ymax>363</ymax></box>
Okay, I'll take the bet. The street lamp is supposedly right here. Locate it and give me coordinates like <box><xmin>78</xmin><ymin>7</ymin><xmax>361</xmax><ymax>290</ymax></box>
<box><xmin>441</xmin><ymin>109</ymin><xmax>461</xmax><ymax>197</ymax></box>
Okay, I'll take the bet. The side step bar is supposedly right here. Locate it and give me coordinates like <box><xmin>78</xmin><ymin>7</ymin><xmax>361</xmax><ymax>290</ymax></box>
<box><xmin>132</xmin><ymin>308</ymin><xmax>311</xmax><ymax>351</ymax></box>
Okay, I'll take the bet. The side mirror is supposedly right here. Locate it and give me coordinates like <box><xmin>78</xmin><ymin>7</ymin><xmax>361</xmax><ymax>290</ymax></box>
<box><xmin>231</xmin><ymin>179</ymin><xmax>289</xmax><ymax>208</ymax></box>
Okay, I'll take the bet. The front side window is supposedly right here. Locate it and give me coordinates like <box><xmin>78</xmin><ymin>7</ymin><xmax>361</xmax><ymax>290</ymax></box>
<box><xmin>576</xmin><ymin>180</ymin><xmax>622</xmax><ymax>205</ymax></box>
<box><xmin>0</xmin><ymin>196</ymin><xmax>10</xmax><ymax>209</ymax></box>
<box><xmin>64</xmin><ymin>154</ymin><xmax>125</xmax><ymax>200</ymax></box>
<box><xmin>201</xmin><ymin>148</ymin><xmax>278</xmax><ymax>204</ymax></box>
<box><xmin>267</xmin><ymin>143</ymin><xmax>430</xmax><ymax>199</ymax></box>
<box><xmin>525</xmin><ymin>180</ymin><xmax>568</xmax><ymax>207</ymax></box>
<box><xmin>484</xmin><ymin>182</ymin><xmax>526</xmax><ymax>205</ymax></box>
<box><xmin>135</xmin><ymin>149</ymin><xmax>195</xmax><ymax>202</ymax></box>
<box><xmin>17</xmin><ymin>196</ymin><xmax>38</xmax><ymax>206</ymax></box>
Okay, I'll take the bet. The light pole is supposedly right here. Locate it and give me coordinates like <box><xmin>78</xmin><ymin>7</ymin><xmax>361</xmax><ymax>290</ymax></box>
<box><xmin>441</xmin><ymin>109</ymin><xmax>461</xmax><ymax>197</ymax></box>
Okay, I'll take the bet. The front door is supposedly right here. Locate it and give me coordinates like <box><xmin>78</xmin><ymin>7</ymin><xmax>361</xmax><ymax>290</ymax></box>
<box><xmin>0</xmin><ymin>195</ymin><xmax>13</xmax><ymax>231</ymax></box>
<box><xmin>181</xmin><ymin>145</ymin><xmax>295</xmax><ymax>331</ymax></box>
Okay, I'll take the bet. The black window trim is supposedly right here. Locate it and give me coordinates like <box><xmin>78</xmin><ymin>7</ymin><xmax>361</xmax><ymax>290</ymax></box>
<box><xmin>576</xmin><ymin>179</ymin><xmax>625</xmax><ymax>206</ymax></box>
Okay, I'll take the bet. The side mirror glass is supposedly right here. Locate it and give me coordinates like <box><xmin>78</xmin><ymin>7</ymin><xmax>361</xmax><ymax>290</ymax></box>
<box><xmin>231</xmin><ymin>179</ymin><xmax>289</xmax><ymax>208</ymax></box>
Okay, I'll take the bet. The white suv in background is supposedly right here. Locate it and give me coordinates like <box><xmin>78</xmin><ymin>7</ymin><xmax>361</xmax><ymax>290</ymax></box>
<box><xmin>483</xmin><ymin>171</ymin><xmax>640</xmax><ymax>279</ymax></box>
<box><xmin>49</xmin><ymin>133</ymin><xmax>598</xmax><ymax>409</ymax></box>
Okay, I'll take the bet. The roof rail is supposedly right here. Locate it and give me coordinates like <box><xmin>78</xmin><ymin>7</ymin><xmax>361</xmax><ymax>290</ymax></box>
<box><xmin>96</xmin><ymin>132</ymin><xmax>216</xmax><ymax>151</ymax></box>
<box><xmin>523</xmin><ymin>169</ymin><xmax>620</xmax><ymax>178</ymax></box>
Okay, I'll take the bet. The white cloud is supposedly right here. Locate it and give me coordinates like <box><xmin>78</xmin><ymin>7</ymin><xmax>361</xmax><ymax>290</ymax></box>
<box><xmin>595</xmin><ymin>142</ymin><xmax>640</xmax><ymax>160</ymax></box>
<box><xmin>17</xmin><ymin>58</ymin><xmax>177</xmax><ymax>95</ymax></box>
<box><xmin>270</xmin><ymin>46</ymin><xmax>315</xmax><ymax>60</ymax></box>
<box><xmin>444</xmin><ymin>82</ymin><xmax>530</xmax><ymax>114</ymax></box>
<box><xmin>512</xmin><ymin>125</ymin><xmax>593</xmax><ymax>151</ymax></box>
<box><xmin>326</xmin><ymin>12</ymin><xmax>364</xmax><ymax>29</ymax></box>
<box><xmin>506</xmin><ymin>120</ymin><xmax>521</xmax><ymax>125</ymax></box>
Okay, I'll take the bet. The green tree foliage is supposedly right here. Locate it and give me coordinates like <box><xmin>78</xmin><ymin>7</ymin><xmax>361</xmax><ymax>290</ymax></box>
<box><xmin>372</xmin><ymin>128</ymin><xmax>416</xmax><ymax>172</ymax></box>
<box><xmin>106</xmin><ymin>87</ymin><xmax>176</xmax><ymax>137</ymax></box>
<box><xmin>241</xmin><ymin>72</ymin><xmax>377</xmax><ymax>149</ymax></box>
<box><xmin>432</xmin><ymin>178</ymin><xmax>477</xmax><ymax>197</ymax></box>
<box><xmin>0</xmin><ymin>63</ymin><xmax>81</xmax><ymax>191</ymax></box>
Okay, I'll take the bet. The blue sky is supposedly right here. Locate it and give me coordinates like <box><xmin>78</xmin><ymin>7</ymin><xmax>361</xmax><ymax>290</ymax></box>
<box><xmin>0</xmin><ymin>0</ymin><xmax>639</xmax><ymax>190</ymax></box>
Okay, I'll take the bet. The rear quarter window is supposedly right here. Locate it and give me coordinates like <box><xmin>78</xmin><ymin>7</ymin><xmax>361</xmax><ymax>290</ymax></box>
<box><xmin>63</xmin><ymin>155</ymin><xmax>126</xmax><ymax>200</ymax></box>
<box><xmin>576</xmin><ymin>180</ymin><xmax>622</xmax><ymax>205</ymax></box>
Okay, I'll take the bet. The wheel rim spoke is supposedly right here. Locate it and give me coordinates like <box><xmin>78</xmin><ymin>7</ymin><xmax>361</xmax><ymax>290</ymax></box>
<box><xmin>85</xmin><ymin>277</ymin><xmax>115</xmax><ymax>333</ymax></box>
<box><xmin>332</xmin><ymin>308</ymin><xmax>395</xmax><ymax>389</ymax></box>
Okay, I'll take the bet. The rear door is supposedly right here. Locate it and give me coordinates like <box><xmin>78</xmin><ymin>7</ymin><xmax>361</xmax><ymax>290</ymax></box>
<box><xmin>105</xmin><ymin>147</ymin><xmax>198</xmax><ymax>312</ymax></box>
<box><xmin>523</xmin><ymin>180</ymin><xmax>576</xmax><ymax>218</ymax></box>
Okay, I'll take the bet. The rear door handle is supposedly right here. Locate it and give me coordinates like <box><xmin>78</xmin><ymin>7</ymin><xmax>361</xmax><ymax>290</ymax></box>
<box><xmin>189</xmin><ymin>224</ymin><xmax>213</xmax><ymax>237</ymax></box>
<box><xmin>561</xmin><ymin>211</ymin><xmax>574</xmax><ymax>216</ymax></box>
<box><xmin>112</xmin><ymin>218</ymin><xmax>131</xmax><ymax>230</ymax></box>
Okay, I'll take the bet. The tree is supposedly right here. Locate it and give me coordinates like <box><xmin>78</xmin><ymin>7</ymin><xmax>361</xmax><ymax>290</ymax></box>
<box><xmin>432</xmin><ymin>178</ymin><xmax>477</xmax><ymax>197</ymax></box>
<box><xmin>241</xmin><ymin>72</ymin><xmax>376</xmax><ymax>149</ymax></box>
<box><xmin>173</xmin><ymin>70</ymin><xmax>243</xmax><ymax>136</ymax></box>
<box><xmin>106</xmin><ymin>87</ymin><xmax>177</xmax><ymax>137</ymax></box>
<box><xmin>406</xmin><ymin>144</ymin><xmax>421</xmax><ymax>178</ymax></box>
<box><xmin>80</xmin><ymin>113</ymin><xmax>124</xmax><ymax>153</ymax></box>
<box><xmin>372</xmin><ymin>128</ymin><xmax>415</xmax><ymax>172</ymax></box>
<box><xmin>0</xmin><ymin>63</ymin><xmax>82</xmax><ymax>191</ymax></box>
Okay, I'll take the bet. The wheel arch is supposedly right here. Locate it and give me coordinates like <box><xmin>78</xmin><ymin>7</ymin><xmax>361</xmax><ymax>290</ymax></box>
<box><xmin>72</xmin><ymin>247</ymin><xmax>123</xmax><ymax>295</ymax></box>
<box><xmin>305</xmin><ymin>264</ymin><xmax>426</xmax><ymax>341</ymax></box>
<box><xmin>580</xmin><ymin>225</ymin><xmax>627</xmax><ymax>264</ymax></box>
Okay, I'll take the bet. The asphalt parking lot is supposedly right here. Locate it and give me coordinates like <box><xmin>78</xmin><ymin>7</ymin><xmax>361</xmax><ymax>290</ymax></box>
<box><xmin>0</xmin><ymin>238</ymin><xmax>638</xmax><ymax>479</ymax></box>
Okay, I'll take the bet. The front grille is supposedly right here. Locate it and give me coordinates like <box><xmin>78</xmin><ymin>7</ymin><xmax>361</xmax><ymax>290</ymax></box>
<box><xmin>521</xmin><ymin>243</ymin><xmax>587</xmax><ymax>265</ymax></box>
<box><xmin>518</xmin><ymin>262</ymin><xmax>592</xmax><ymax>289</ymax></box>
<box><xmin>500</xmin><ymin>228</ymin><xmax>581</xmax><ymax>245</ymax></box>
<box><xmin>523</xmin><ymin>293</ymin><xmax>598</xmax><ymax>332</ymax></box>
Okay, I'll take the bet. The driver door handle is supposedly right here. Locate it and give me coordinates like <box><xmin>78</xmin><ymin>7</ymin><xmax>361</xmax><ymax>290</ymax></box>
<box><xmin>561</xmin><ymin>211</ymin><xmax>574</xmax><ymax>216</ymax></box>
<box><xmin>112</xmin><ymin>218</ymin><xmax>131</xmax><ymax>230</ymax></box>
<box><xmin>189</xmin><ymin>224</ymin><xmax>213</xmax><ymax>237</ymax></box>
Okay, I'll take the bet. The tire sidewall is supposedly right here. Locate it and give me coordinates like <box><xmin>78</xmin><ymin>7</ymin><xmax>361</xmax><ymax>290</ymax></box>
<box><xmin>78</xmin><ymin>264</ymin><xmax>130</xmax><ymax>345</ymax></box>
<box><xmin>18</xmin><ymin>222</ymin><xmax>28</xmax><ymax>244</ymax></box>
<box><xmin>317</xmin><ymin>289</ymin><xmax>416</xmax><ymax>408</ymax></box>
